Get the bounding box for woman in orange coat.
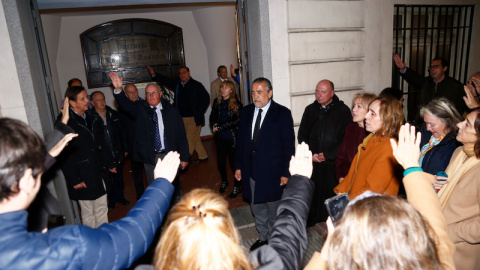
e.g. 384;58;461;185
334;96;404;199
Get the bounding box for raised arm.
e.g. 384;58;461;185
464;84;480;109
393;54;407;72
77;152;179;269
147;66;178;90
109;71;140;119
109;71;123;92
391;124;455;270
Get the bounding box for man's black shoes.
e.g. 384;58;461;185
228;187;241;199
118;198;130;206
194;157;208;164
219;182;228;193
108;201;116;210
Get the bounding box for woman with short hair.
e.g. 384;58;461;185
335;92;377;182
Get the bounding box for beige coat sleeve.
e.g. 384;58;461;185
447;179;480;244
404;171;456;270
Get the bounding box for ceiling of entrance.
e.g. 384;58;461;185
37;0;234;10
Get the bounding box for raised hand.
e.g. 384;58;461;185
463;85;480;109
230;64;236;76
154;151;180;183
390;123;421;170
289;142;313;179
61;97;70;124
147;65;155;76
109;71;123;90
48;133;78;157
393;54;406;72
472;76;480;92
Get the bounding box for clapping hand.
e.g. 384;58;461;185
390;123;421;170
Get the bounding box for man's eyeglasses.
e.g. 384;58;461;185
429;65;442;69
146;91;160;97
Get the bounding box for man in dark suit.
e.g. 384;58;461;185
147;65;210;163
235;77;295;251
109;72;190;203
118;83;146;199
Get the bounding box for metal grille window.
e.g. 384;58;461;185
391;5;474;122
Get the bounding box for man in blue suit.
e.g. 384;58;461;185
235;77;295;251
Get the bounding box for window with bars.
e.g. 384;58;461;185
391;5;474;122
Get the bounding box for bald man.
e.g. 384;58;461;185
298;80;352;226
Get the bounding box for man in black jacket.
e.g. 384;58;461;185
147;65;210;163
90;91;130;209
109;72;190;203
393;54;466;119
298;80;352;226
57;86;114;228
118;83;146;199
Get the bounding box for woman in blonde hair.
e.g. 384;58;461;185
335;92;377;181
153;188;250;270
209;80;243;199
153;143;315;270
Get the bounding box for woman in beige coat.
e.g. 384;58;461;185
435;109;480;270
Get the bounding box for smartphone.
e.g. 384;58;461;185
437;171;448;178
435;171;448;193
324;193;350;223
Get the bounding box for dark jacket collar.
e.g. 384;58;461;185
316;94;344;111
